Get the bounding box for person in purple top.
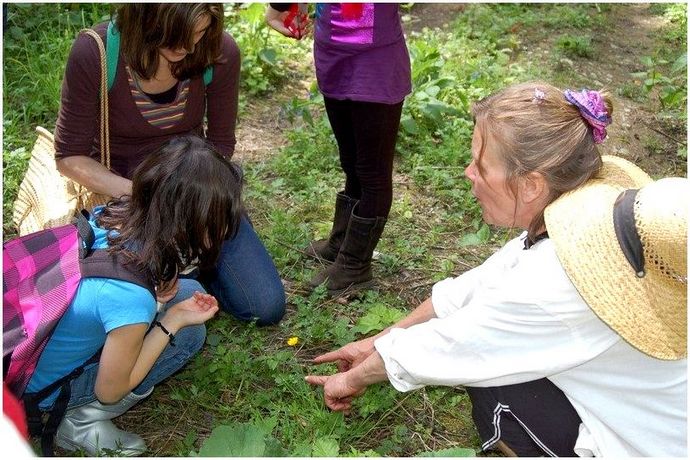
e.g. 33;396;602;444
267;3;412;296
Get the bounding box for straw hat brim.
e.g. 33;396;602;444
545;156;687;360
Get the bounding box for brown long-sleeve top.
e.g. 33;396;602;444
54;22;240;179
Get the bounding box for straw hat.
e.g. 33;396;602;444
545;156;688;360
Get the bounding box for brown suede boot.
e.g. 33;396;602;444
304;191;358;262
309;210;386;296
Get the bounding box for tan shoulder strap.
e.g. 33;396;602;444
79;29;110;170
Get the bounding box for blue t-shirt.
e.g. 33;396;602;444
26;209;156;407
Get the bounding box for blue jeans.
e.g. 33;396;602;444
201;216;285;326
56;279;208;410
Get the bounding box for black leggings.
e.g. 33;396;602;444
324;97;404;219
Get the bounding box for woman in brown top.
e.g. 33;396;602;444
55;3;286;326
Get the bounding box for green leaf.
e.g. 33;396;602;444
352;313;386;335
476;223;490;242
198;424;269;457
9;26;25;40
671;53;687;74
425;85;441;97
264;438;288;457
301;108;314;126
259;48;277;66
400;116;419;134
460;224;490;246
459;233;482;247
206;333;221;347
312;437;340;457
239;3;267;23
352;304;406;335
418;446;476;457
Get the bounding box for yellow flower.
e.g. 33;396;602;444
287;336;299;347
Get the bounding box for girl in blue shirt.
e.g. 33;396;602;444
27;136;242;456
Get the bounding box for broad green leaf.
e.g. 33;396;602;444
671;53;687;74
400;116;419;134
198;424;267;457
418;446;476;457
312;437;340;457
476;223;491;242
425;85;441;97
352;304;406;335
459;233;482;247
352;313;387;335
264;438;288;457
206;333;221;347
259;48;277;66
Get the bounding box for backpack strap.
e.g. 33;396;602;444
23;350;101;456
203;66;213;86
80;250;156;298
106;21;119;92
74;210;155;297
75;210;96;259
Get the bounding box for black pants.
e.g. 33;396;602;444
324;97;404;219
466;378;582;457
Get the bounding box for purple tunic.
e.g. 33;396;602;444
313;3;411;104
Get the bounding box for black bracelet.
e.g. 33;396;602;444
154;321;176;347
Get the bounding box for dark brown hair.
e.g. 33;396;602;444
471;81;611;239
98;136;243;289
115;3;224;81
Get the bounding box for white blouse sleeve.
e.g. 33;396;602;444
431;236;526;318
375;240;620;392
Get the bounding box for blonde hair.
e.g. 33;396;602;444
471;81;612;239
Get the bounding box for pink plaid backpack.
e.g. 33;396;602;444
3;210;154;455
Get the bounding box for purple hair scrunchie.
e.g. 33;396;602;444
564;89;612;144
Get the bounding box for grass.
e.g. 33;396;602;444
555;34;594;59
4;3;686;457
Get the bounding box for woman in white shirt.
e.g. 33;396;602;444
305;82;688;457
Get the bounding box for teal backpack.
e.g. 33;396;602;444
105;21;213;91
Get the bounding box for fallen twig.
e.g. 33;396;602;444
642;121;687;146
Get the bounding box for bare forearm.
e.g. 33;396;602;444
346;351;388;390
124;318;182;396
57;155;132;198
96;317;181;403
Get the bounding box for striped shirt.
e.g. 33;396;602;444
125;65;190;129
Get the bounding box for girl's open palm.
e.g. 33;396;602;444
169;291;219;326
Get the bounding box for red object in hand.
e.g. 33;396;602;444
283;4;309;39
283;4;301;38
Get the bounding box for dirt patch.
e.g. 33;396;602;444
234;61;314;163
529;4;685;177
600;5;686;177
404;3;467;34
